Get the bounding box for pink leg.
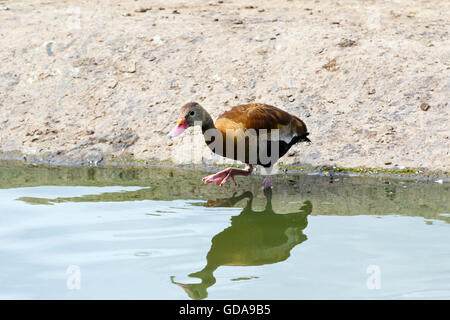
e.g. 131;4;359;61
202;164;253;186
263;175;272;188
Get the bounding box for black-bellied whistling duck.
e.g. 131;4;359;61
168;102;310;187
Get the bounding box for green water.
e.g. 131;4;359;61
0;162;449;299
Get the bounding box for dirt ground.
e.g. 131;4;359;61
0;0;449;172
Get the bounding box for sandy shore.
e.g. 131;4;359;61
0;0;449;172
1;160;448;218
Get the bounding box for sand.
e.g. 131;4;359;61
0;0;449;172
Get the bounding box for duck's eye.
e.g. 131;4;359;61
189;110;196;116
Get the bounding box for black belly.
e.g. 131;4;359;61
255;140;293;167
206;134;309;168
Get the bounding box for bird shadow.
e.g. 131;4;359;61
170;188;312;300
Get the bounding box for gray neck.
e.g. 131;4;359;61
201;112;215;133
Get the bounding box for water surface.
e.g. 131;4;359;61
0;163;449;299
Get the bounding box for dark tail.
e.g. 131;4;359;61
299;132;311;143
289;132;311;147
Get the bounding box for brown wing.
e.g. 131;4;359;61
215;103;308;142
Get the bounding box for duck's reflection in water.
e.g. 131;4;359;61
171;188;312;300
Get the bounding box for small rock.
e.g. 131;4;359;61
135;7;151;13
368;88;376;95
114;58;136;73
172;9;180;14
390;10;401;18
384;161;392;165
106;78;118;89
338;38;357;47
315;47;325;54
151;36;164;45
420;102;430;111
46;41;54;56
322;59;338;72
143;51;157;61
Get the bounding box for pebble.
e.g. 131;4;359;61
315;47;325;54
143;51;157;61
151;36;164;45
323;59;338;71
420;102;431;111
46;41;54;56
338;38;357;47
106;78;118;88
135;7;151;13
115;60;136;73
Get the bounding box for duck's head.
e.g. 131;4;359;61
167;102;207;138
